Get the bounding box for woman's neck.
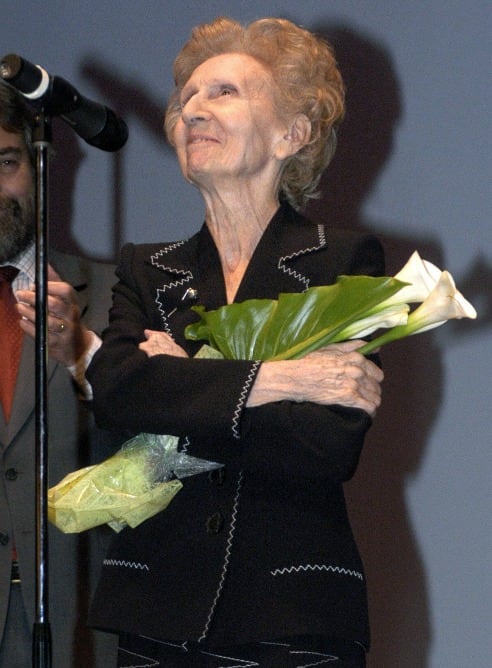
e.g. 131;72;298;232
203;190;279;302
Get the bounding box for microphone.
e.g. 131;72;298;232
0;53;128;152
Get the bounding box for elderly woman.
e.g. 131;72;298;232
87;16;384;668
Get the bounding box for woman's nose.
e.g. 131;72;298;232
181;96;210;125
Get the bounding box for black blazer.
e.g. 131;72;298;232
88;203;385;649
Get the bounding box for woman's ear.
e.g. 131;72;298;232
289;113;312;148
276;114;311;159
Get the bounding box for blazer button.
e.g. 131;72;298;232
0;532;10;546
206;512;224;535
5;468;18;481
208;467;226;485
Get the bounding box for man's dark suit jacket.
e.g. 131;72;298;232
88;203;385;650
0;251;118;667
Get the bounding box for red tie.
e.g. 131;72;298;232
0;266;24;422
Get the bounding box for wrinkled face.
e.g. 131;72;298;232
0;126;34;263
173;53;289;192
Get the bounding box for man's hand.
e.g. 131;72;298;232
15;265;93;367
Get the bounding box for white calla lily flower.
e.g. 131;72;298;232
404;269;477;335
380;251;443;308
359;264;477;354
342;304;410;339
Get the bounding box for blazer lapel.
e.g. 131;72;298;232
139;205;328;344
143;235;205;337
235;203;328;302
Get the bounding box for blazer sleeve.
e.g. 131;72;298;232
240;401;372;484
238;230;385;484
87;244;261;447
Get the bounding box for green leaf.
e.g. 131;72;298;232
185;275;407;360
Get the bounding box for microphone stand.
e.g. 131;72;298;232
32;110;52;668
0;57;128;666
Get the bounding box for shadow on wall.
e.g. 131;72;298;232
306;23;444;668
49;57;170;262
48;117;84;256
48;109;126;263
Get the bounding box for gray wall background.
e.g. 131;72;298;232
2;2;490;666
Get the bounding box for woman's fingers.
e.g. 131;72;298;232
139;329;188;358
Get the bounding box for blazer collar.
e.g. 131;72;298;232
251;202;328;294
145;202;327;296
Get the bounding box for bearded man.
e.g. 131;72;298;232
0;82;117;667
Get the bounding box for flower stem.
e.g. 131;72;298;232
357;325;411;355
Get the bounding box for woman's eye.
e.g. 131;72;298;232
179;89;195;109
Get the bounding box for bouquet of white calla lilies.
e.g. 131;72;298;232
186;251;477;359
358;253;477;354
48;251;477;534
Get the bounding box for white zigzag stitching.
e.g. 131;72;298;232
270;563;364;581
232;361;261;440
199;471;243;641
290;650;339;666
103;558;150;571
150;240;187;264
277;224;326;291
200;649;260;667
155;276;193;335
117;647;159;668
150;240;194;334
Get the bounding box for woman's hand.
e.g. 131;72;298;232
139;329;189;358
15;265;93;367
247;340;384;417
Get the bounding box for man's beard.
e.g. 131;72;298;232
0;195;35;264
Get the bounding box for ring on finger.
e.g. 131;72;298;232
57;319;65;333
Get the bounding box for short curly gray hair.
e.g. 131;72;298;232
164;17;345;210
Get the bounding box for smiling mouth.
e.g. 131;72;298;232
187;135;217;145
